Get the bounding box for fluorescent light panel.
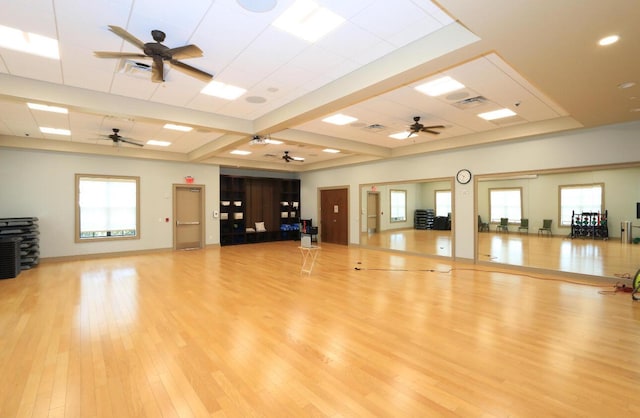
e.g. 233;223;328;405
322;114;357;125
478;108;517;120
598;35;619;46
231;150;251;155
292;156;305;161
323;148;340;153
415;76;465;97
40;127;70;136
163;123;192;132
273;0;345;42
27;102;68;114
0;24;59;59
201;81;247;100
389;132;416;140
146;140;171;146
265;138;283;145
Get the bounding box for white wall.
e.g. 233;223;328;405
0;149;220;258
300;121;640;261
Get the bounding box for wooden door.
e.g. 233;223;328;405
366;192;379;233
320;188;348;245
173;184;205;250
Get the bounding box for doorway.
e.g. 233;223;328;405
173;184;205;250
366;191;379;233
320;187;349;245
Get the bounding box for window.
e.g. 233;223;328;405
75;174;140;241
559;183;603;226
435;190;452;217
489;188;522;223
390;189;407;222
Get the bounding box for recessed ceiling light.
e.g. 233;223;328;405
236;0;277;13
0;24;59;59
323;148;340;153
146;140;171;147
415;76;465;97
478;108;517;121
27;102;68;114
273;0;345;42
201;81;247;100
322;114;358;125
389;132;417;140
265;138;283;145
231;150;251;155
292;156;305;161
618;81;636;89
39;127;70;136
598;35;619;46
163;123;193;132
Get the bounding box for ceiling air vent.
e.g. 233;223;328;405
453;95;488;110
364;123;386;132
119;59;152;78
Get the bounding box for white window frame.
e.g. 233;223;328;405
559;183;604;226
390;189;407;222
75;174;140;242
489;188;522;223
435;190;452;217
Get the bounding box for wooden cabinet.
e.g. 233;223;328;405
220;175;300;245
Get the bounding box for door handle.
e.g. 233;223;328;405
176;221;200;225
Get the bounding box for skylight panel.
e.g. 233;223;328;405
0;24;59;59
272;0;345;42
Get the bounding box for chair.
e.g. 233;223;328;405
496;217;509;233
478;215;489;232
538;219;552;236
300;219;318;242
518;218;529;234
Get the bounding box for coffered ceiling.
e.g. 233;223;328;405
0;0;638;172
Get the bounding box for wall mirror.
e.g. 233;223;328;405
476;164;640;279
359;178;453;258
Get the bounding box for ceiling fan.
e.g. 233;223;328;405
94;25;214;83
282;151;303;163
407;116;445;137
100;128;144;147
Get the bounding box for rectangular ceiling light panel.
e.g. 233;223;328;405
272;0;345;42
0;24;59;59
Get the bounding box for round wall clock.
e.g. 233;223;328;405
456;169;472;184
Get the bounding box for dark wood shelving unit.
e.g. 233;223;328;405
570;210;608;240
220;175;300;245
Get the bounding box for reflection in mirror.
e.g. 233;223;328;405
476;165;640;280
359;179;453;258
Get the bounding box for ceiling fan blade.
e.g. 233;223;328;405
120;138;144;147
151;56;164;83
94;51;147;59
421;125;445;135
170;59;214;82
422;129;441;135
108;25;145;50
168;44;204;60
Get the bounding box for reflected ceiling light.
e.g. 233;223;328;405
273;0;345;42
598;35;619;46
231;150;251;155
478;108;517;120
39;127;70;135
146;140;171;146
389;132;417;140
323;148;340;153
322;114;357;125
201;81;247;100
0;24;59;59
163;123;192;132
415;76;465;97
237;0;277;13
27;102;68;114
618;81;636;89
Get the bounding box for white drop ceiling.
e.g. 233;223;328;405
0;0;638;172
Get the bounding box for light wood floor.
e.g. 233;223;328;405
2;241;640;417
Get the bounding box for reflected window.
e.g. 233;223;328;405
390;189;407;222
435;190;451;217
75;174;140;241
559;183;603;226
489;188;522;222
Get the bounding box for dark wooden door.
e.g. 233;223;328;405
320;188;348;245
